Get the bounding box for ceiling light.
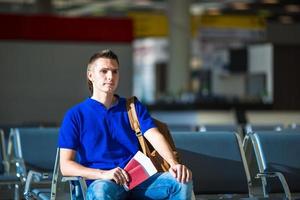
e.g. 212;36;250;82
262;0;278;4
190;4;205;15
206;7;221;16
285;4;300;13
230;2;249;10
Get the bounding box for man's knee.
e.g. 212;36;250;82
86;180;121;200
173;179;193;192
165;173;193;199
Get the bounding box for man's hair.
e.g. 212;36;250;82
87;49;119;94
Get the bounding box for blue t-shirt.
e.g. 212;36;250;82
59;96;156;172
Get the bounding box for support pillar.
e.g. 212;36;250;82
167;0;191;96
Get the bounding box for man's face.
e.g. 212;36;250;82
88;58;119;95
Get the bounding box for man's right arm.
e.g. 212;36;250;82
60;148;102;180
59;148;129;184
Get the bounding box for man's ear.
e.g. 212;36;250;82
87;70;93;82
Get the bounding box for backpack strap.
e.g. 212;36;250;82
126;96;151;155
126;96;141;135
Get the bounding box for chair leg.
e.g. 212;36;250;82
14;184;20;200
191;191;196;200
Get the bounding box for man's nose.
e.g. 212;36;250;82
106;71;113;79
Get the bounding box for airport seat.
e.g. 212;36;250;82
244;131;300;200
151;111;201;126
198;124;239;132
168;124;198;132
171;131;254;199
10;127;60;199
61;175;87;200
243;124;284;179
245;111;300;128
13;128;99;200
287;123;300;130
0;129;22;200
243;123;283;135
57;147;87;200
198;124;243;139
23;146;85;200
151;110;236;128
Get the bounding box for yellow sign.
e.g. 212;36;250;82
199;15;266;29
128;11;266;38
128;11;168;38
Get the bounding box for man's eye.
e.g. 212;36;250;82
101;70;107;74
113;70;119;74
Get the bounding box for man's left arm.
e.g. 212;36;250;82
144;127;192;183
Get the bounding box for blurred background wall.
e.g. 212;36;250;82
0;0;300;125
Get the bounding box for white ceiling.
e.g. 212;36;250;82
0;0;299;22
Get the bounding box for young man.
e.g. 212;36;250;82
59;49;193;200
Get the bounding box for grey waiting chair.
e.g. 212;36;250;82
23;146;85;200
11;126;90;200
171;131;254;199
61;175;87;200
59;147;87;200
287;123;300;130
0;129;22;200
168;124;198;132
244;123;284;135
198;124;239;132
198;124;243;139
244;131;300;200
10;127;60;200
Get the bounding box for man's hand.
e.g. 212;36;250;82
101;167;129;185
143;129;192;183
169;164;192;183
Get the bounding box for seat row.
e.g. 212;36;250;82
173;130;300;200
1;127;300;200
0;128;69;200
169;123;299;137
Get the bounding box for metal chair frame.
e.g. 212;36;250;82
245;131;300;200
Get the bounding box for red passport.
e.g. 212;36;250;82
123;151;157;190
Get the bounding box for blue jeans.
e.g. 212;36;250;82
86;172;193;200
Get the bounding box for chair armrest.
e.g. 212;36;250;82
62;176;87;200
61;176;82;182
256;172;292;200
14;158;27;183
24;170;52;199
62;176;87;192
